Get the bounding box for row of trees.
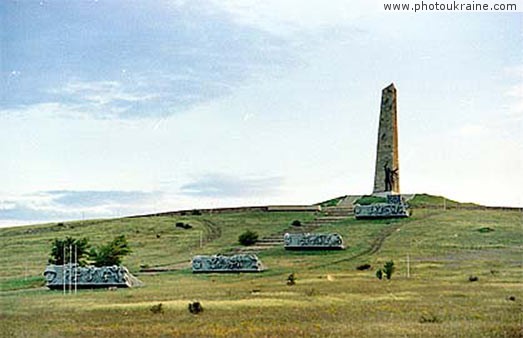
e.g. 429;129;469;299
49;235;131;267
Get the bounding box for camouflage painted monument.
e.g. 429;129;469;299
192;254;264;273
355;195;410;219
284;233;345;250
44;264;142;289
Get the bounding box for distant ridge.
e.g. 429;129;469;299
127;193;521;219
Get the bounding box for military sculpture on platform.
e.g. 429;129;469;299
192;254;264;273
43;264;142;289
284;233;345;250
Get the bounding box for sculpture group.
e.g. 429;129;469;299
44;264;140;289
44;83;410;283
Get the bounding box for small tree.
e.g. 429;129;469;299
49;237;90;266
90;235;132;267
375;260;395;280
383;260;395;280
238;230;258;246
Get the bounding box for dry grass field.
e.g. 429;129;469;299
1;196;522;337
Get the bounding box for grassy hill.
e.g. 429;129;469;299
1;195;521;337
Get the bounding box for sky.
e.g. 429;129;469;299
1;0;522;226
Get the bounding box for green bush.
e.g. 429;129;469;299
376;261;395;280
238;230;258;246
287;273;296;285
291;220;302;227
89;235;132;267
383;260;395;279
49;237;90;266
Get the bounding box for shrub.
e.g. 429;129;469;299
305;288;318;296
287;273;296;286
356;264;372;271
376;269;383;280
419;313;441;323
176;222;192;229
291;220;302;227
49;237;90;266
90;235;131;267
150;303;163;314
191;209;202;216
477;227;494;233
238;230;258;246
383;261;395;279
188;301;203;314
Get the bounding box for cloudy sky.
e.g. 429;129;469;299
1;0;522;226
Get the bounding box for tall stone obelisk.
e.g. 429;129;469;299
373;83;400;195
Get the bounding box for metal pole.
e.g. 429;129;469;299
74;244;77;294
69;244;72;294
407;254;410;278
63;244;66;295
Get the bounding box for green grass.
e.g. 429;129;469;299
409;193;480;208
317;196;346;207
1;196;522;337
354;195;387;205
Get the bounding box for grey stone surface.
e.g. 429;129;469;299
44;264;142;289
373;83;400;194
386;194;404;204
192;254;264;273
284;233;345;250
354;202;409;219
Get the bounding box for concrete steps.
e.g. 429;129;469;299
322;207;354;217
235;213;352;253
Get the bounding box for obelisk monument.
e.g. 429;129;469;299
373;83;400;195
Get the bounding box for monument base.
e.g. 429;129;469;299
354;203;409;219
192;254;264;273
284;233;345;250
44;265;142;289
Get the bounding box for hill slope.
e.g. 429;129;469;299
1;195;521;337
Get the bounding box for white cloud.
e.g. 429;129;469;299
0;102;88;119
0;190;160;225
211;0;381;34
58;80;160;105
458;124;488;137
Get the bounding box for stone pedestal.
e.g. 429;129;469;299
43;265;142;289
192;254;264;273
284;233;345;250
354;202;409;219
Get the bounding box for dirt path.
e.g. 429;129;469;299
312;210;441;269
139;219;222;272
201;219;221;244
